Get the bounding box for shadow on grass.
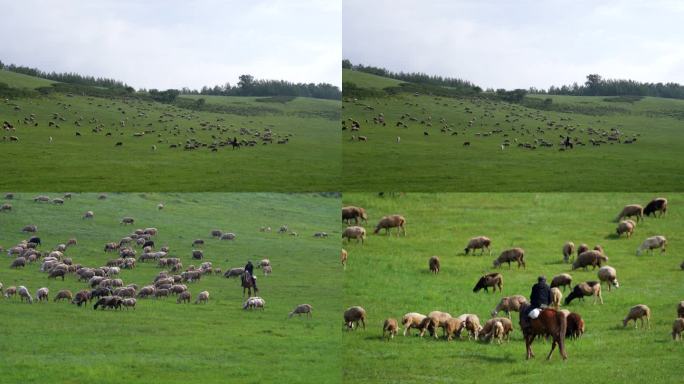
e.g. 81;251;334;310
467;353;517;363
604;233;621;240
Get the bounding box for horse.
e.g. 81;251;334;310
519;304;568;360
241;270;258;297
230;137;241;150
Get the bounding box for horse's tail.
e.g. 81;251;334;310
558;311;568;359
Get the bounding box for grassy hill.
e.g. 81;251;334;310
0;69;56;89
0;192;341;384
341;193;683;383
341;71;684;191
342;69;403;90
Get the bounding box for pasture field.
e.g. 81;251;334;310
341;193;683;383
0;193;342;384
0;70;340;192
342;69;684;191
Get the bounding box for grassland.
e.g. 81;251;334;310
0;70;340;192
0;69;56;89
342;69;684;191
341;193;683;383
0;192;342;384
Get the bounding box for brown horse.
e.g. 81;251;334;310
241;270;258;297
520;304;568;360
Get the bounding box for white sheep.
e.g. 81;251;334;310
636;236;667;256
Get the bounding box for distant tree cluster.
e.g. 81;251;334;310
189;74;341;100
1;60;133;91
547;74;684;99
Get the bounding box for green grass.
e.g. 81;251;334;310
0;193;342;384
341;193;683;383
0;69;56;89
0;74;340;192
342;69;403;90
341;71;684;191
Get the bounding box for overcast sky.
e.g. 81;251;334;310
344;0;684;90
1;0;341;89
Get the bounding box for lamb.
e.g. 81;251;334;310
289;304;313;318
177;291;191;304
383;318;399;340
551;287;562;309
491;295;527;318
636;236;667;256
36;287;49;302
54;289;73;302
243;296;265;310
493;247;525;269
480;317;514;342
341;249;348;269
18;286;33;303
419;311;452;339
120;217;135;225
83;210;94;219
401;312;427;336
342;226;366;244
373;215;406;236
572;250;608;270
464;236;491;255
472;272;503;293
564;281;603;305
562;241;575;263
623;304;651;329
615;204;643;222
122;298;137;310
672;318;684;340
598;266;619;291
344;306;367;330
550;273;573;291
616;220;636;238
195;291;209;304
429;256;440;274
342;206;368;224
644;197;667;218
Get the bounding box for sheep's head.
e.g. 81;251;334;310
492;259;500;268
612;279;620;288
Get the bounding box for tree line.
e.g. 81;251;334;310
543;74;684;100
0;60;133;91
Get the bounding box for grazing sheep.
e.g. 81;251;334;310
491;295;527;318
464;315;483;340
220;232;236;240
4;286;17;299
623;304;651;329
644;197;667;218
191;250;203;260
177;291;191;304
419;311;453;339
0;203;11;212
195;291;209;304
289;304;313;318
22;224;37;233
572;250;608;270
383;318;399;340
464;236;492;255
672;318;684;340
616;220;636;238
565;281;603;305
550;274;573;291
615;204;643;222
563;241;575;263
122;298;137;310
154;289;170;299
36;287;49;302
223;267;245;278
428;256;440;274
472;273;503;293
18;286;32;303
83;210;94;219
243;296;265;310
120;217;135;225
54;289;73;302
373;215;406;236
598;266;619;291
342;206;368;224
551;287;562;309
10;257;26;268
93;296;123;310
211;229;223;238
48;268;66;280
636;236;667;256
342;226;366;244
678;301;684;318
566;312;585;339
593;245;604;255
192;239;205;247
576;243;589;259
444;317;466;341
401;312;427;336
137;286;156;298
341;249;348;269
491;320;505;344
72;290;91;307
480;317;514;342
493;247;525;269
344;306;367;330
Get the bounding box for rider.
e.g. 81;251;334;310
521;276;552;330
244;260;257;290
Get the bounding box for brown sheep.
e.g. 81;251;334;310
177;291;191;304
572;250;608;270
444;317;466;341
373;215;406;236
565;281;603;305
344;306;367;330
341;249;348;269
480;317;514;342
623;304;651;329
551;287;562;309
342;226;366;244
615;204;643;222
491;295;527;318
429;256;440;274
342;206;368;224
464;236;491;255
576;243;589;258
464;315;483;340
493;248;525;269
4;286;17;299
289;304;313;318
419;311;452;339
550;273;573;291
616;220;636;238
566;312;585;339
491;320;505;344
10;257;26;268
120;217;135;225
678;301;684;318
473;273;503;293
562;241;575;263
54;289;73;302
672;318;684;340
402;312;427;336
383;318;399;340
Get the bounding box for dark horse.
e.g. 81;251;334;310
241;270;258;297
520;304;568;360
230;137;241;150
563;136;573;149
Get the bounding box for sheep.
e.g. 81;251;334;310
401;312;427;336
419;311;452;339
565;281;603;305
644;197;667;218
243;296;265;310
72;290;91;307
616;220;636;238
383;318;399;340
341;249;348;269
491;320;505;344
672;318;684;340
373;215;406;236
18;286;32;303
598;266;619;291
192;239;205;247
223;267;245;278
48;268;66;280
623;304;651;329
211;229;223;238
636;236;667;256
54;289;73;302
195;291;209;304
342;226;366;244
551;287;562;309
550;273;573;291
480;317;514;342
10;257;26;268
678;301;684;318
22;224;37;233
572;250;608;270
566;312;585;339
444;317;466;341
493;247;525;269
464;236;491;255
83;210;94;219
615;204;643;222
472;272;503;293
289;304;313;318
191;250;203;260
36;287;49;302
344;306;367;330
429;256;440;274
491;295;527;318
220;232;236;240
93;296;123;310
4;286;17;299
122;298;137;310
464;315;483;340
576;243;589;259
137;286;156;298
120;217;135;225
593;244;604;255
562;241;575;263
342;206;368;224
177;291;191;304
0;203;11;212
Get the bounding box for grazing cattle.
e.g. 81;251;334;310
342;206;368;224
473;273;503;293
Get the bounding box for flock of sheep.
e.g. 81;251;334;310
340;197;684;355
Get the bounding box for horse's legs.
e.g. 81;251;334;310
547;339;557;360
525;334;535;359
